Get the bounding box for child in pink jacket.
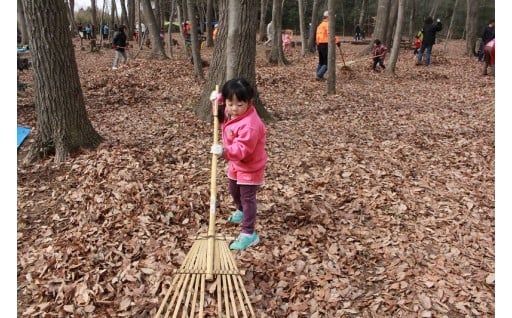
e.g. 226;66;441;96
210;78;268;250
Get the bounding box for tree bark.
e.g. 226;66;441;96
22;0;103;163
386;0;404;75
119;0;129;30
443;0;459;51
465;0;479;56
141;0;168;59
196;0;272;122
268;0;289;65
298;0;307;56
91;0;97;38
205;0;214;47
384;0;398;47
17;0;29;46
326;0;336;94
128;0;135;39
358;0;366;27
188;0;204;78
307;0;321;53
258;0;269;42
359;0;390;56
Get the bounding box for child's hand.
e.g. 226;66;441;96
209;91;219;102
210;144;223;156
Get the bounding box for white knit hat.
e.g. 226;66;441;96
323;10;329;17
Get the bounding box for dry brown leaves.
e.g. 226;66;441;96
17;37;494;317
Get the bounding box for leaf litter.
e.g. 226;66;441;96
17;38;494;317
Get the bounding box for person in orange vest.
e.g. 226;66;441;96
315;11;340;80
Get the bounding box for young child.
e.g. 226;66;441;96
210;78;268;250
413;35;421;55
282;31;292;53
371;39;387;71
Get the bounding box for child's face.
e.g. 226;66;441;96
226;96;250;119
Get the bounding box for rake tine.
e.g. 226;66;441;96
169;243;201;318
156;240;200;318
222;242;255;317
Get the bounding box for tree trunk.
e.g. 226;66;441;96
268;0;289;65
141;0;168;59
326;0;336;94
226;0;242;79
465;0;479;56
386;0;404;75
358;0;366;27
21;0;103;163
119;0;129;30
258;0;269;42
359;0;390;56
384;0;398;47
307;0;321;53
196;0;272;122
408;0;416;41
429;0;440;18
167;0;176;57
298;0;307;56
17;0;29;46
443;0;459;51
188;0;204;78
91;0;97;39
128;0;135;40
206;0;214;47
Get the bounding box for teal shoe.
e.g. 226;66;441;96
227;210;243;223
229;232;260;250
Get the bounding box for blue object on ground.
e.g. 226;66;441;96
17;126;31;148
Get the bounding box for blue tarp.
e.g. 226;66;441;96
17;126;31;148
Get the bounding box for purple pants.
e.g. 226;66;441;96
228;178;259;234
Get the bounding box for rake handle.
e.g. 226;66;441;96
206;85;220;281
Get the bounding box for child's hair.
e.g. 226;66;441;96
221;77;255;102
374;39;381;45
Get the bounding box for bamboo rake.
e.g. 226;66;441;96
154;86;255;318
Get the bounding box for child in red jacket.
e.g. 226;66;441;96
413;35;421;55
371;39;387;71
210;78;268;250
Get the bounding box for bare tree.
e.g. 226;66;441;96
384;0;398;47
359;0;390;56
258;0;270;42
386;0;405;75
195;0;272;122
298;0;307;56
429;0;440;18
91;0;97;38
465;0;479;56
21;0;103;163
141;0;168;59
119;0;129;29
128;0;135;40
358;0;366;27
188;0;204;78
326;0;336;94
443;0;459;51
17;0;29;46
268;0;289;65
205;0;214;47
306;0;322;53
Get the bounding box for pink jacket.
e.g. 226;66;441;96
221;106;267;185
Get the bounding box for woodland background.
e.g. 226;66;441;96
16;0;499;317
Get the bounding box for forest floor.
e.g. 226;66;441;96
17;35;495;317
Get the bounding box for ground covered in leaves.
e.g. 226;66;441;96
17;37;495;317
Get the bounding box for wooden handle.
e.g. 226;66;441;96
206;85;220;281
